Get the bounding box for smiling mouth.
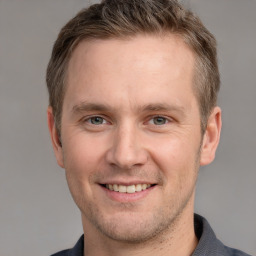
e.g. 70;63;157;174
101;184;155;193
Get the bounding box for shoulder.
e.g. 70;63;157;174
50;235;84;256
193;214;252;256
50;249;70;256
222;245;252;256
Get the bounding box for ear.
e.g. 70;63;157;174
200;106;222;166
47;106;64;168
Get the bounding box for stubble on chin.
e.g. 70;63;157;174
67;146;202;245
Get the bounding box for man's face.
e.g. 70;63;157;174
48;34;220;243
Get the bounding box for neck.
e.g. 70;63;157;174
82;199;198;256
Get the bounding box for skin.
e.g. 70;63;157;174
48;34;221;256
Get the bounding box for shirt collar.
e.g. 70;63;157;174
192;214;226;256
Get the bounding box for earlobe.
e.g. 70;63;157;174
47;106;64;168
200;107;222;166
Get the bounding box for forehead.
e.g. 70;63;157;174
64;34;196;112
68;34;194;78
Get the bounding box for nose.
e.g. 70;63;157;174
105;124;148;169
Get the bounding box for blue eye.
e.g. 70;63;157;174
150;116;168;125
89;116;105;125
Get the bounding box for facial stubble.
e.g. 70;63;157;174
65;142;202;246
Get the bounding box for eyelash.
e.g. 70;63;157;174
147;116;171;126
83;116;109;125
82;115;172;126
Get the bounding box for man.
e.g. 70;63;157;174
46;0;251;255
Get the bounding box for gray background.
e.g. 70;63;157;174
0;0;255;255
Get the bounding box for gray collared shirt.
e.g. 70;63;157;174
51;214;251;256
192;214;251;256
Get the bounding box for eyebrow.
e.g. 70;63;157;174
141;103;185;113
72;102;112;114
71;101;185;115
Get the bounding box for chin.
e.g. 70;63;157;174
84;209;178;244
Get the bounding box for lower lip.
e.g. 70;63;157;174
100;185;156;202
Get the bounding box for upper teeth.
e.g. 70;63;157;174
106;184;151;193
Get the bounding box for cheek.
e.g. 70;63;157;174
61;133;106;188
62;138;100;207
63;130;106;164
148;135;198;168
147;134;201;189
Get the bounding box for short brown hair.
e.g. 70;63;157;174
46;0;220;136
